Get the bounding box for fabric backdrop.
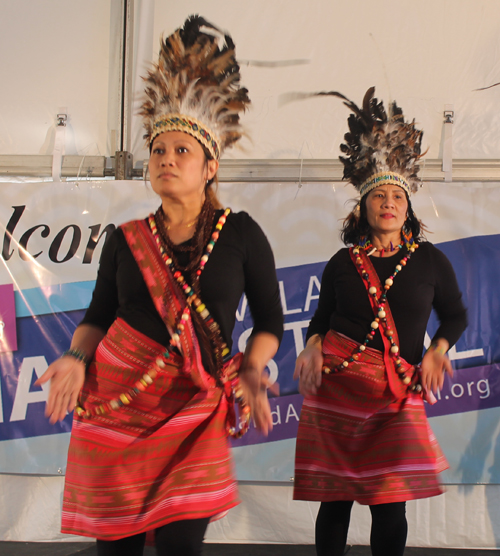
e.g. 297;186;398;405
0;180;498;485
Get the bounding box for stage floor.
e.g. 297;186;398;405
1;543;500;555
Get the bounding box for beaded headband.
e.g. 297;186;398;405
359;172;411;198
152;114;221;160
140;16;250;161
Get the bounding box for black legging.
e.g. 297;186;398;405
96;517;211;556
315;500;407;556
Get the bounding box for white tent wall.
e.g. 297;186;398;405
1;0;500;162
1;0;500;549
134;0;500;163
0;0;123;158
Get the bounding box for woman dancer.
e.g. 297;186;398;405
38;16;283;556
293;88;467;556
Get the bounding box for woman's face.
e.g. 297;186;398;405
365;184;408;236
148;131;218;203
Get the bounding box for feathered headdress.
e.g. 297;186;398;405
335;87;423;198
140;15;250;160
280;87;424;197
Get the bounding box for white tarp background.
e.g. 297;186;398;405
1;1;500;162
0;180;499;548
0;0;121;158
132;0;500;162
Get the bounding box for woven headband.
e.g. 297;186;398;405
359;172;411;198
152;114;221;160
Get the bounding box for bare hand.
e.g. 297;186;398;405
420;346;453;394
294;336;324;396
35;356;86;424
238;367;273;436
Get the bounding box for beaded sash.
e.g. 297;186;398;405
350;247;412;400
122;219;214;390
121;218;250;436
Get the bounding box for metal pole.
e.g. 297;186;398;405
116;0;133;179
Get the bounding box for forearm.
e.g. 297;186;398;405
68;324;107;361
241;331;279;373
428;337;449;355
306;333;324;349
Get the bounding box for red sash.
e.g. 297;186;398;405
121;219;247;428
121;219;216;391
349;247;410;400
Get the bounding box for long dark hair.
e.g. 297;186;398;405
340;191;426;246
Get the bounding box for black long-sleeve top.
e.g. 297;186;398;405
81;211;284;350
307;242;467;365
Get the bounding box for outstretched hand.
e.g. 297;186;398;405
35;357;86;424
294;335;324;397
420;340;453;394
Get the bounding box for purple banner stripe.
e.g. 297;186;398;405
425;364;500;418
231;394;303;447
232;363;499;447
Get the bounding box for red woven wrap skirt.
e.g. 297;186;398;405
294;330;448;505
61;318;238;540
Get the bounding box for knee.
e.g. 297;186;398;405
370;501;407;527
155;518;209;556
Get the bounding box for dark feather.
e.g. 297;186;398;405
336;87;423;193
140;15;250;151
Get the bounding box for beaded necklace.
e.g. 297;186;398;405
149;209;231;361
149;207;251;437
361;239;403;257
323;234;422;394
155;200;215;274
75;364;161;418
76;208;251;437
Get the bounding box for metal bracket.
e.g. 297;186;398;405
442;106;454;181
444;110;454;124
56;113;67;127
115;151;133;180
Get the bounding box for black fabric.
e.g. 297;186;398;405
154;517;210;556
82;210;283;350
370;502;408;556
95;518;210;556
307;242;467;364
315;501;407;556
315;500;353;556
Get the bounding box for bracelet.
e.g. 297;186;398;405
62;348;89;366
428;342;446;356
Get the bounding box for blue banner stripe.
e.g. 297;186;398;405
15;281;95;317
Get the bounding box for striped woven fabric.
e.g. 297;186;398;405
61;318;238;540
293;330;448;505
